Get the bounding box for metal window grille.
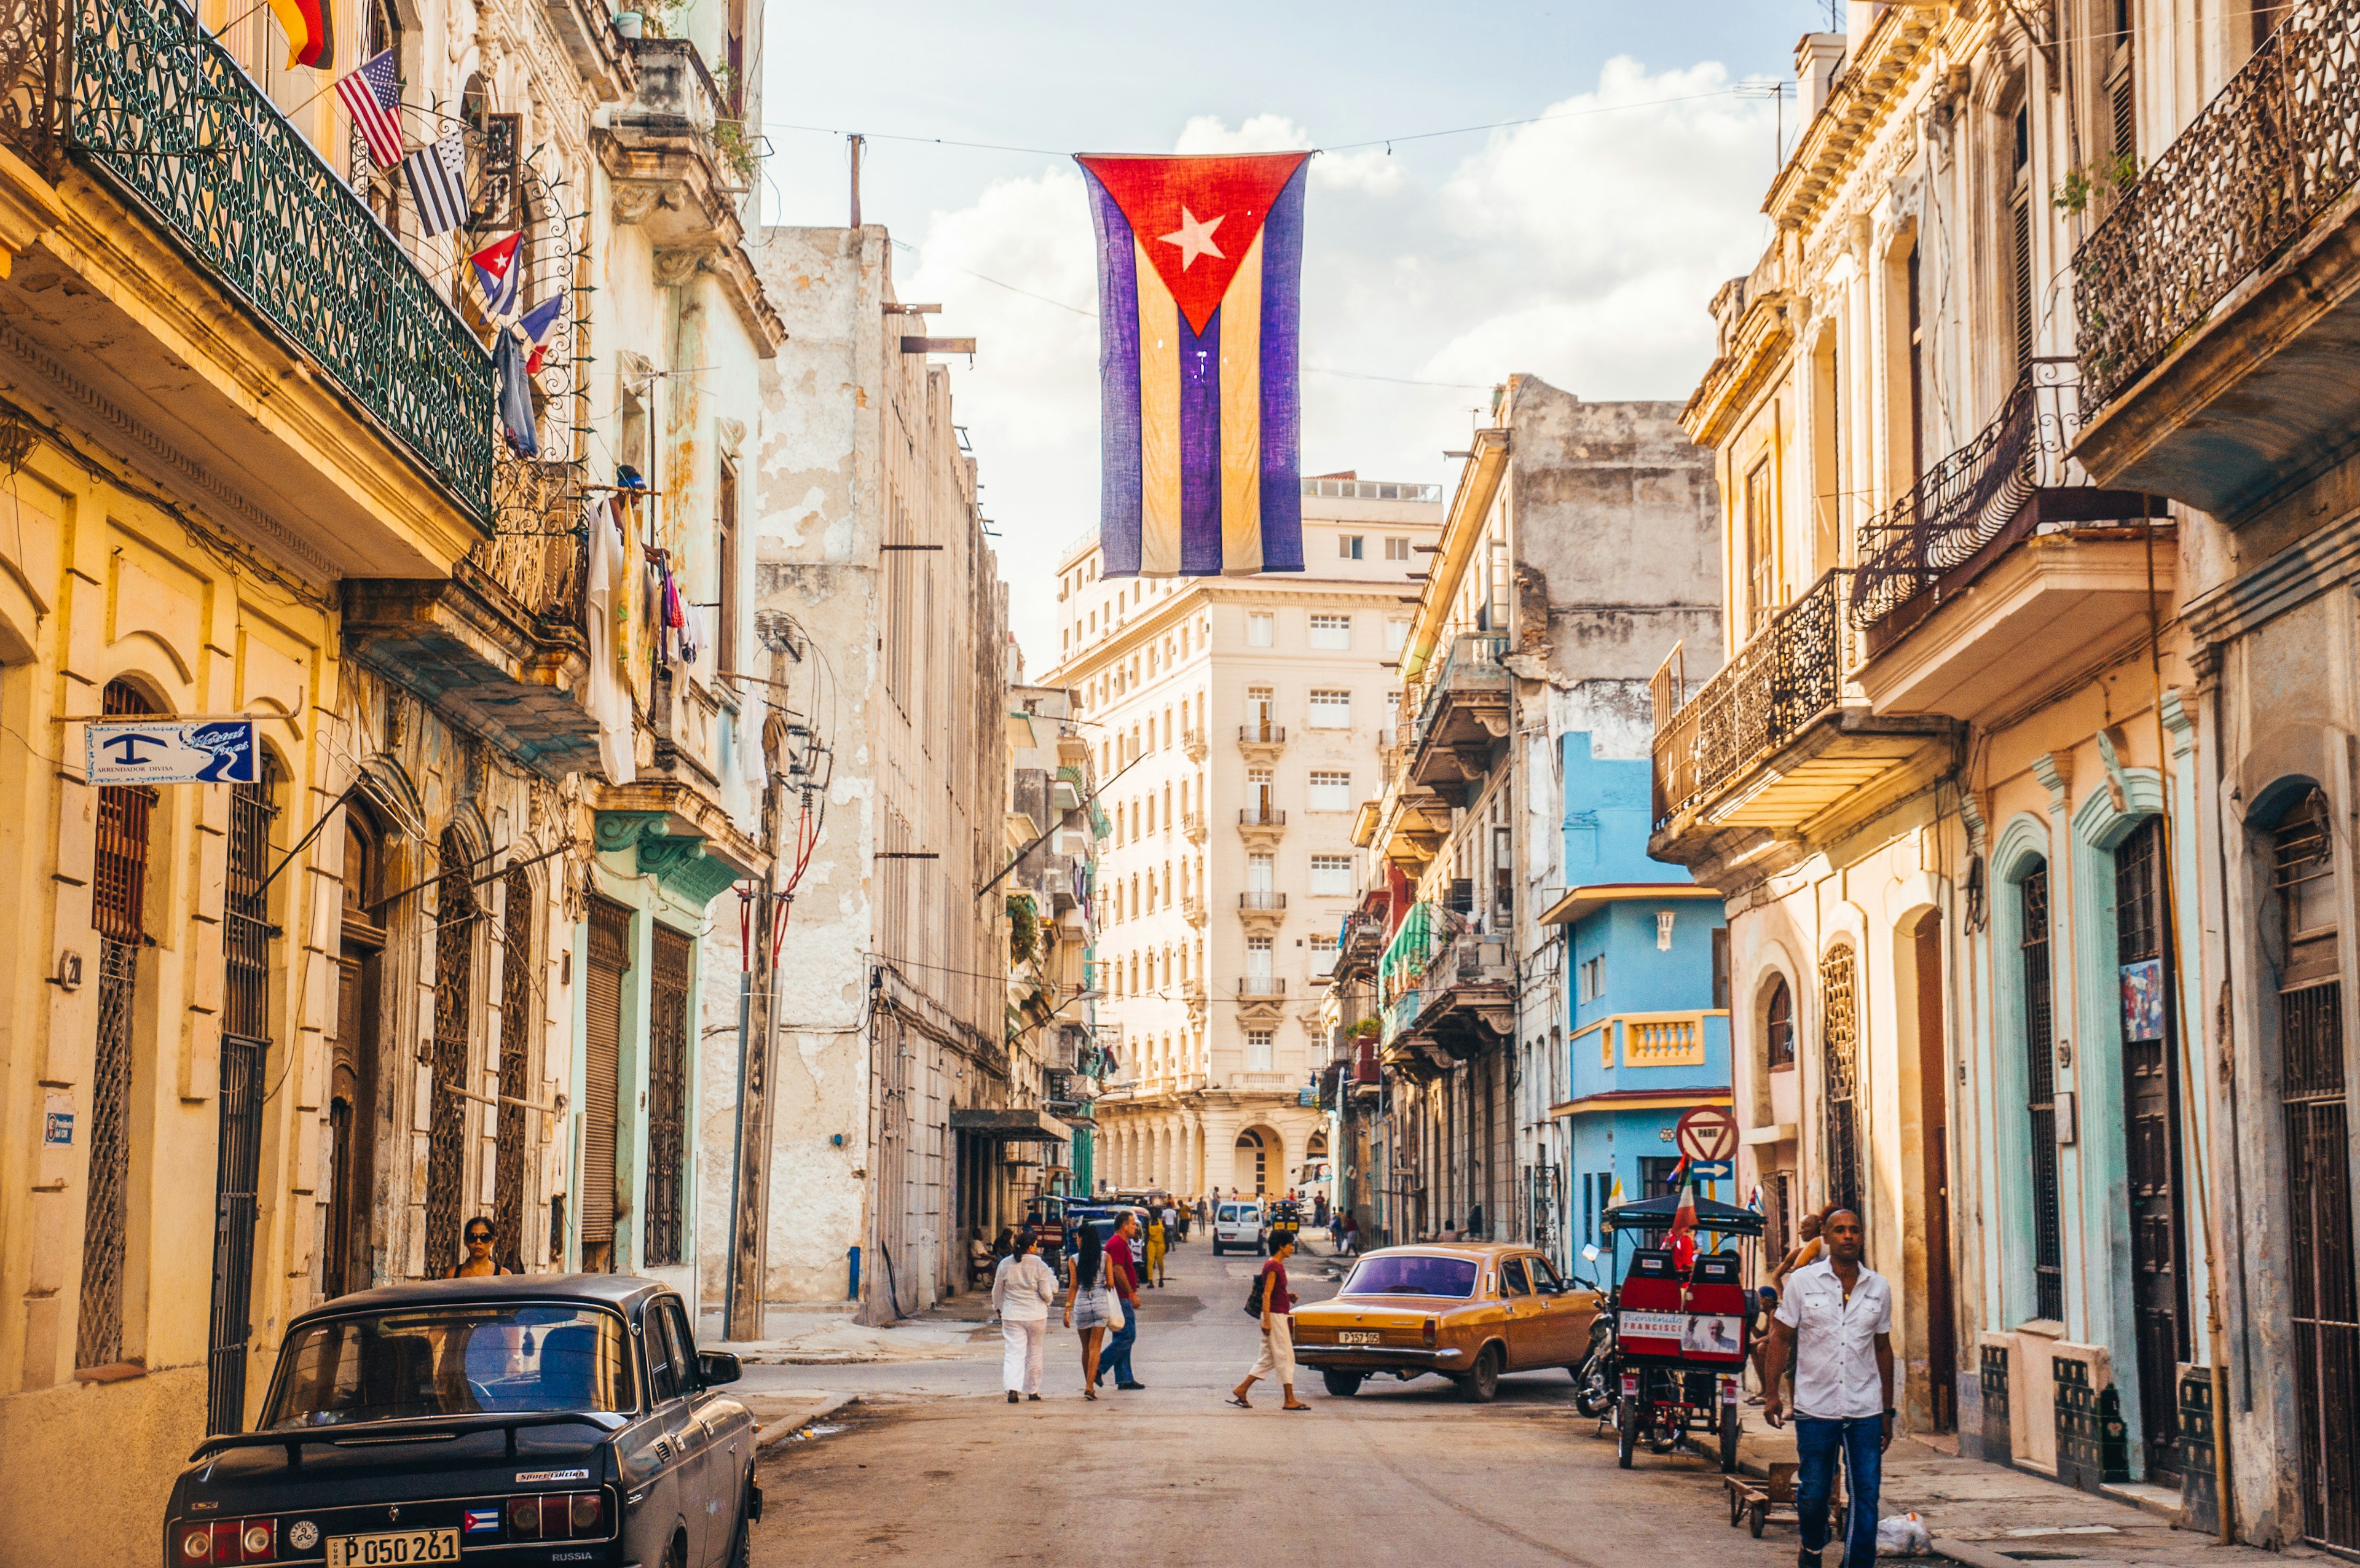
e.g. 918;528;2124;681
579;898;631;1262
644;925;690;1267
77;680;154;1370
424;829;476;1275
206;759;278;1433
1766;976;1795;1069
1819;945;1862;1220
2023;867;2066;1322
493;866;533;1274
2275;798;2360;1551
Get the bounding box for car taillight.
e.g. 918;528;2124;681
514;1492;605;1541
182;1522;275;1566
569;1492;604;1534
1421;1316;1437;1348
508;1497;543;1539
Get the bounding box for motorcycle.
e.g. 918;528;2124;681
1571;1242;1619;1419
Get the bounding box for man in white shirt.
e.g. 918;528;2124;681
1761;1208;1894;1568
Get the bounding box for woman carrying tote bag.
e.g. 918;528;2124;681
1063;1224;1119;1401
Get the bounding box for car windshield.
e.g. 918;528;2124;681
1342;1255;1481;1299
264;1304;635;1429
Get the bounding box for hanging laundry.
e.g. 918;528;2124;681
581;493;634;785
492;327;537;457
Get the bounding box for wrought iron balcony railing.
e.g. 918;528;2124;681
2075;0;2360;411
476;459;590;630
1851;375;2038;630
1239;891;1287;910
6;0;494;520
1238;722;1286;744
1237;976;1285;998
1238;806;1286;826
1651;569;1854;829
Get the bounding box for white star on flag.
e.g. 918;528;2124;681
1158;206;1225;270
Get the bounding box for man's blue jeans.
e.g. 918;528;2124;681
1101;1301;1138;1384
1794;1414;1882;1568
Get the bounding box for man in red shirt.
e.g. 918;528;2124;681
1229;1235;1311;1410
1099;1212;1146;1390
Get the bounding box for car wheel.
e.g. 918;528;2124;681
1461;1343;1502;1403
1321;1369;1364;1398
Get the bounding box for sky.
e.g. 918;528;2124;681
752;2;1843;675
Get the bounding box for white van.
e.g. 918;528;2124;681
1211;1201;1267;1256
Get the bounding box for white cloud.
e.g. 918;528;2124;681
900;56;1776;677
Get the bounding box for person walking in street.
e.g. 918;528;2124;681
1099;1212;1146;1389
1753;1206;1830;1405
1761;1208;1894;1568
1062;1224;1117;1401
1144;1208;1168;1288
1227;1233;1310;1411
1467;1201;1486;1241
1338;1212;1357;1256
1161;1199;1181;1248
992;1228;1059;1404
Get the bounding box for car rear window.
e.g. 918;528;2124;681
1341;1255;1480;1299
1219;1205;1243;1221
265;1304;635;1428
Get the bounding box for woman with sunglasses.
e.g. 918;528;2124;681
447;1217;514;1278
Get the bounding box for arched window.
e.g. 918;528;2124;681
425;828;477;1272
493;866;535;1272
78;680;157;1370
1764;976;1795;1069
1819;944;1862;1220
1235;1129;1267;1194
327;805;387;1298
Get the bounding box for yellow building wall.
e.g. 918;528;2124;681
0;441;340;1567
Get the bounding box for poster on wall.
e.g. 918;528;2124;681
2120;957;2165;1042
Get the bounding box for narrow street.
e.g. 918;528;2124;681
744;1236;1782;1567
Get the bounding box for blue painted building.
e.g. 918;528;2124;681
1540;732;1730;1264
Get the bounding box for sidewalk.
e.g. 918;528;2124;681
1725;1425;2294;1568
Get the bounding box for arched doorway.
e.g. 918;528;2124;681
327;803;387;1297
1233;1129;1265;1195
424;826;477;1274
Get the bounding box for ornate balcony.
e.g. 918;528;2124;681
1182;730;1209;762
1238;721;1286;761
1650;570;1952;863
343;459;601;778
1238;890;1286;930
1237;976;1287;998
2071;0;2360;517
0;0;494;539
1237;805;1285;847
1407;633;1511;805
595;37;784;350
1182;810;1208;845
1181;894;1208;928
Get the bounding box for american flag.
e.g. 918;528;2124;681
335;49;403;170
404;131;470;239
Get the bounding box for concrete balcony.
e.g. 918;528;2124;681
1238;721;1286;762
1237;976;1287;998
594;38;784;351
1650;570;1951;863
343;462;599;778
589;776;769;907
1377;792;1451;873
1182;730;1208;762
1386;935;1514;1063
1237;806;1286;847
2071;0;2360;518
1238;890;1286;930
1182;810;1208;845
1181;894;1208;928
1407;633;1511;806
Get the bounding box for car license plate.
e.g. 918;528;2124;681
325;1529;461;1566
1337;1330;1380;1345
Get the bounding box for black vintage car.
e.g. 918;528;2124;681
162;1275;760;1568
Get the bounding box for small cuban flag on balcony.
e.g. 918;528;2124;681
1075;152;1310;578
470;232;524;318
518;293;565;375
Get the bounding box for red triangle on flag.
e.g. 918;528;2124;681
1078;152;1310;334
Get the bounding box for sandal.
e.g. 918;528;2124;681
1225;1395;1252;1409
1282;1403;1312;1411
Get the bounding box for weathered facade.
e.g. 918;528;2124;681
747;225;1014;1325
0;0;777;1553
1360;378;1718;1256
1656;0;2360;1542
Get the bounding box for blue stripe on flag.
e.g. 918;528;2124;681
1084;169;1141;576
1256;160;1308;572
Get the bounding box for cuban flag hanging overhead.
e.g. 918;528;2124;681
1075;152;1310;578
470;232;524;318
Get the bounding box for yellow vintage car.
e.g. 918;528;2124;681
1290;1243;1601;1401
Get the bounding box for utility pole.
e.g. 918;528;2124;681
723;640;792;1342
848;133;864;230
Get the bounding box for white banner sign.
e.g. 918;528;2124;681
85;718;258;785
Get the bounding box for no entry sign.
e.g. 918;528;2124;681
1675;1105;1739;1164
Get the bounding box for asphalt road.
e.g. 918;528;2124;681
743;1234;1809;1568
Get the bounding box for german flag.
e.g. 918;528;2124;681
265;0;333;69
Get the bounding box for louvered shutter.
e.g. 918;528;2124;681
580;898;632;1249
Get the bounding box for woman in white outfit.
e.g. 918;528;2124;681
993;1228;1059;1403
